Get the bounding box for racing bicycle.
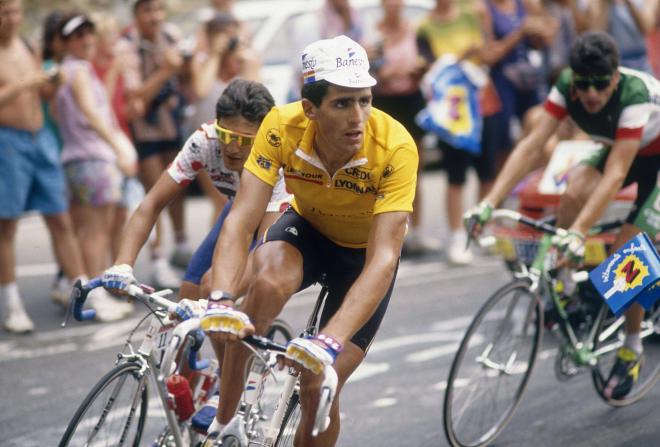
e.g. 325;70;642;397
443;209;660;447
57;279;293;447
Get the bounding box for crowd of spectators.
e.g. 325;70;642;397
1;0;659;333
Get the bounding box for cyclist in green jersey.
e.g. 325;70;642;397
465;31;660;400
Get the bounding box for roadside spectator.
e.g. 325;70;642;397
416;0;502;264
482;0;555;172
117;0;188;286
41;9;65;150
541;0;576;85
186;12;261;224
368;0;439;256
0;0;86;333
91;14;146;260
55;13;136;321
575;0;658;73
287;0;365;101
649;8;660;77
40;9;73;303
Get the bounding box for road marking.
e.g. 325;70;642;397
348;362;390;383
433;378;470;391
371;397;397;408
369;331;462;354
27;387;48;396
405;343;460;363
0;342;77;362
16;262;57;278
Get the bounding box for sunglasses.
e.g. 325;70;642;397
573;75;612;91
214;122;256;147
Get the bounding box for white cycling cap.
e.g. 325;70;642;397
301;35;377;89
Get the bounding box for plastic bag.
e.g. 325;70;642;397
416;56;486;154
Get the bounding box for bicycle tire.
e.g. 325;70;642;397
59;361;148;447
444;279;542;447
267;318;295;344
591;303;660;406
220;434;241;447
274;390;301;447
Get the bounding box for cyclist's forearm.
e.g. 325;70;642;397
485;137;544;207
209;220;253;297
322;253;398;346
115;204;161;266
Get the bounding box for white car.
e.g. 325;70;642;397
188;0;433;104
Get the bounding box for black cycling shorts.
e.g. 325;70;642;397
262;208;397;352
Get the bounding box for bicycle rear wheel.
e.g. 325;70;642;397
59;361;148;447
274;390;301;447
591;304;660;406
444;279;542;447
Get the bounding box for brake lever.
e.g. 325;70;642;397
60;281;81;328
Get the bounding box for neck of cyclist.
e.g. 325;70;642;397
313;136;357;177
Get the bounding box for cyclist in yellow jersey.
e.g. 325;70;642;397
200;35;418;445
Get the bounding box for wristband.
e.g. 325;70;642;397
209;290;235;302
315;333;343;356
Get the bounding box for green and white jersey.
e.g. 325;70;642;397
544;67;660;156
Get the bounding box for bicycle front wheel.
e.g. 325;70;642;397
59;361;148;447
591;304;660;406
274;390;301;447
444;279;542;447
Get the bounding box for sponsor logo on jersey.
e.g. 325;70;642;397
343;167;371;180
267;128;281;147
334;178;377;195
256;155;273;170
284;166;324;184
383;164;394;178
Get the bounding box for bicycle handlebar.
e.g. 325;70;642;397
490;209;567;237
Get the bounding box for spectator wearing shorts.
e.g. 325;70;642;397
55;13;137;321
0;0;86;333
91;14;147;260
416;0;502;264
117;0;188;287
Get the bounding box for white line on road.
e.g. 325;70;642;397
0;342;77;362
405;343;460;363
371;397;397;408
348;362;390;383
16;262;57;278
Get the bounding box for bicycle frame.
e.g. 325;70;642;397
219;282;336;447
63;281;210;447
487;210;644;371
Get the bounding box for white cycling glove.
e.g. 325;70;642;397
172;298;207;321
285;337;337;375
200;301;252;336
552;230;586;265
102;264;137;292
463;201;494;234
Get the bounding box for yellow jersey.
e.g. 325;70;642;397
244;101;418;248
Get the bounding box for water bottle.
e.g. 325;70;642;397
166;374;195;421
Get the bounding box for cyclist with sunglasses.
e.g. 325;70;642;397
102;79;290;305
465;31;660;401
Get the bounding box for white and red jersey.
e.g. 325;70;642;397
167;121;291;207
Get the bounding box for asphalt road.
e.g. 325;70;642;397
2;173;659;446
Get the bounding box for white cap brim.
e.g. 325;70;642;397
322;70;377;89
